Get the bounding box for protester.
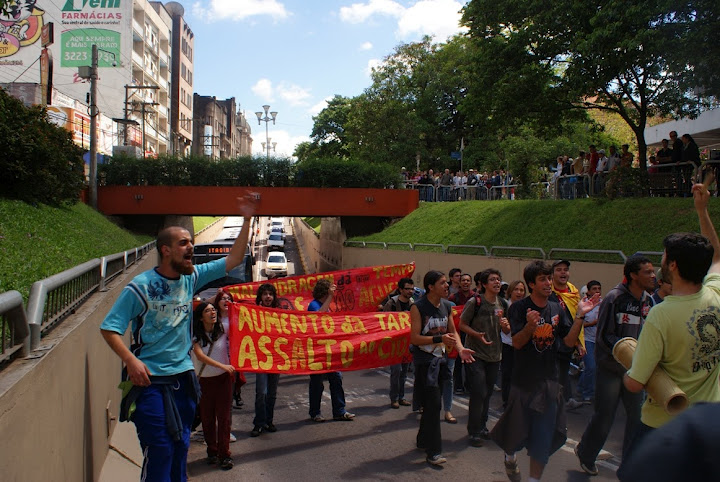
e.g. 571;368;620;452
575;257;655;476
410;270;474;465
250;284;282;437
192;302;235;470
500;280;526;409
459;269;510;447
622;183;720;472
308;279;356;422
382;277;415;409
575;280;601;405
100;202;254;481
491;261;598;482
549;259;586;410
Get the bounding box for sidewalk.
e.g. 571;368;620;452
98;421;142;481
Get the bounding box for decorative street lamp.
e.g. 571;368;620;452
255;104;278;161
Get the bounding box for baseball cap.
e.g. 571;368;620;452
598;149;605;154
551;259;571;269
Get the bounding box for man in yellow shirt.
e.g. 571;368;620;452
623;182;720;466
549;260;585;410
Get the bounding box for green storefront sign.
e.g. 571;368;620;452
60;29;121;67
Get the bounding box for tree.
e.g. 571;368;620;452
344;36;472;169
306;95;353;159
461;0;717;170
0;88;85;205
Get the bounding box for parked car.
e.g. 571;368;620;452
265;252;288;278
267;234;285;251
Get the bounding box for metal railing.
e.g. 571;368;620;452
24;241;156;354
0;291;30;364
344;240;667;265
548;248;627;264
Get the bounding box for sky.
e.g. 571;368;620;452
184;0;467;158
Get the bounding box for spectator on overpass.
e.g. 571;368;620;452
251;284;282;437
308;279;356;422
100;200;255;482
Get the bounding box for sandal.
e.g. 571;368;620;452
445;412;457;424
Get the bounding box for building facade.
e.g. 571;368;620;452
192;95;253;159
155;1;194;156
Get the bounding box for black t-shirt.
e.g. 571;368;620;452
508;297;572;390
412;296;452;359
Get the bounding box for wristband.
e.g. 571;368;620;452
432;335;443;344
576;315;585;320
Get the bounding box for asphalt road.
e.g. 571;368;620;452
188;217;627;481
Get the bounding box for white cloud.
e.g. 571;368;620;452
251;78;274;101
309;97;332;116
192;0;289;22
277;82;312;106
339;0;404;23
359;41;373;51
397;0;466;41
339;0;465;41
365;58;382;77
253;129;309;158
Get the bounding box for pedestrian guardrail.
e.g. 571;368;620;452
490;246;547;259
24;241;156;354
386;242;413;251
0;291;31;364
548;248;627;264
412;243;445;253
446;244;490;256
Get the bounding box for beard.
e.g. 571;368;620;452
171;257;194;275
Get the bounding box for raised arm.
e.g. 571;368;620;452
693;181;720;274
225;195;257;272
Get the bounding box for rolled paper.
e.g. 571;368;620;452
612;337;689;416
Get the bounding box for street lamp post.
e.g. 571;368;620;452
255;104;278;161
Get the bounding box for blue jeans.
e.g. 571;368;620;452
442;357;455;412
133;376;195;482
309;372;347;418
253;373;279;427
389;363;409;402
577;341;596;400
576;367;643;464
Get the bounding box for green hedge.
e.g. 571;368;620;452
99;154;399;189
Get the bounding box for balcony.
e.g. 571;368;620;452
132;49;143;68
132;18;143;41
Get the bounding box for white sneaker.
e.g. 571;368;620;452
229;433;237;443
566;398;584;410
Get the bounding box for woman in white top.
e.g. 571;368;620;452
500;280;526;409
193;301;235;470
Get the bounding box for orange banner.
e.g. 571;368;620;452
228;303;411;374
225;263;415;313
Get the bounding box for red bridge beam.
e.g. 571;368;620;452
97;186;419;217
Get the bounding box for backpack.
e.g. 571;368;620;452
471;293;508;320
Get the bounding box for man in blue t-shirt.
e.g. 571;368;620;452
101;209;254;481
308;278;356;422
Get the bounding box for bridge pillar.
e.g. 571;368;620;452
316;216;388;272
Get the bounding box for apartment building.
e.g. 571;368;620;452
193;95;254;159
129;0;172;157
155;1;195;156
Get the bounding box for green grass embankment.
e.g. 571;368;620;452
194;216;222;232
350;197;720;259
0;200;152;299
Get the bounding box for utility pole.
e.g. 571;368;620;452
89;45;98;209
